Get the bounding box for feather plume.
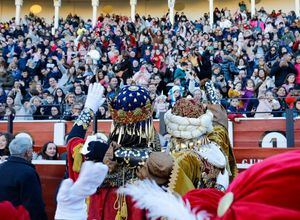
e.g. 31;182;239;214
118;180;210;220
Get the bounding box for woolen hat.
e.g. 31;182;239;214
138;152;174;185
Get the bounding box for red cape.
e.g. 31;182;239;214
183;150;300;220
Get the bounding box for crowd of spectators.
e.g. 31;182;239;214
0;131;62;161
0;1;300;122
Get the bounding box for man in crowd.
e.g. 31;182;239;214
0;137;47;220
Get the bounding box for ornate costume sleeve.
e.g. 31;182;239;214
168;151;202;196
67;107;94;142
66;107;94;181
67;138;85;181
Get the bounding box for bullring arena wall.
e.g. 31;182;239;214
0;0;296;22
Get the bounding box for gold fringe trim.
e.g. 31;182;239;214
167;160;179;193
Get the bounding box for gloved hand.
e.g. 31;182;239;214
216;168;229;190
84;83;105;114
55;161;108;220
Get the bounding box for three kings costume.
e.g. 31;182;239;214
66;85;161;220
66;83;237;220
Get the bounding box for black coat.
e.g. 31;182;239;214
0;156;47;220
270;62;297;87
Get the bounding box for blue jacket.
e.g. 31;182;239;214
0;156;47;220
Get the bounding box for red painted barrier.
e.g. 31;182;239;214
1;119;300;219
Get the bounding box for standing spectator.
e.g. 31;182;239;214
255;84;281;118
0;137;47;220
270;53;297;87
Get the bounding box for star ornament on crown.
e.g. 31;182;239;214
109;86;153;124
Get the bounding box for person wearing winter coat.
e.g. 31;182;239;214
0;70;14;92
254;81;281;118
270;54;297;87
0;137;47;220
221;55;239;82
174;62;188;87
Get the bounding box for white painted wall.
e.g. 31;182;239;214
0;0;295;23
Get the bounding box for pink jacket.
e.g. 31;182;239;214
250;20;265;32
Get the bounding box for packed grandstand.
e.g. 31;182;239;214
0;1;300;220
0;2;299;122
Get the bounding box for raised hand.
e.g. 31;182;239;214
84;83;105;114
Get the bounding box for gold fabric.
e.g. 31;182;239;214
72;144;83;173
168;151;221;196
168;151;201;196
207;125;237;180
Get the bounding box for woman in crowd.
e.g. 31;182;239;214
282;73;296;93
64;93;76;112
49;106;61;120
36;142;59;160
0;132;13;161
54;88;66;106
74;86;86;104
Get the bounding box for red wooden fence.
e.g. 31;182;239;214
1;118;300;219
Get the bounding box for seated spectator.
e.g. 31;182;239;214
227;98;245;121
276;86;288;112
294;98;300;117
168;85;183;107
0;102;5;120
36;142;59;160
0;132;13;162
74;85;86;104
48;77;59;94
242;79;255;110
30;96;45;120
3;107;16;121
174;62;188;87
64;93;76;112
63;103;83;121
282;73;296;92
49;106;61;120
53;88;66;105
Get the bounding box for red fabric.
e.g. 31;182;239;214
184;150;300;220
88;187;146;220
285;93;296;109
67;137;85;181
0;201;30;220
183;189;224;215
